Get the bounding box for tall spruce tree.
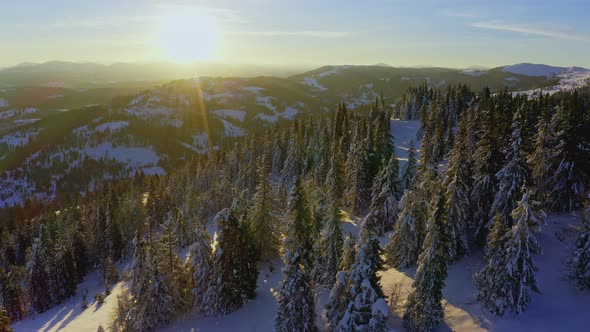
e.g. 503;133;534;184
475;189;543;315
384;189;426;268
489;108;528;227
312;203;343;290
363;154;402;235
26;225;52;313
338;229;387;331
275;195;316;332
568;196;590;290
401;140;418;190
187;224;213;311
403;187;450;332
443;114;472;260
203;208;258;316
250;155;279;261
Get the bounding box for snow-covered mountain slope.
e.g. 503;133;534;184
498;63;574;78
510;66;590;97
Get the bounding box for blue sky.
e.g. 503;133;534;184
1;0;589;68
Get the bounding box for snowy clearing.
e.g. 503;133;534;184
213;109;247;122
0;98;9;107
302;77;327;91
94;121;129;132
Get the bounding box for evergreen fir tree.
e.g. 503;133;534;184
567;197;590;290
283;177;313;270
401;140;417;190
384;189;425;268
275;239;316;332
312;203;343;290
203;208;258;316
363;154;402;235
489;108;528;227
51;241;77;304
403;188;450;332
339;233;356;272
187;224;212;311
250;155;279;261
443;114;472;260
338;229;386;331
475;189;543;315
527;110;552;203
26;225;52;313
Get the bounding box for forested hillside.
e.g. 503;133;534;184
2;82;590;331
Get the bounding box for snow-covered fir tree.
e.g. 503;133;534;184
275;200;316;332
403;187;450;332
26;225;52;313
340;232;356;272
443;113;472;260
203;208;258;316
362;154;402;235
282;125;301;185
401;139;417;190
283;176;313;270
527;109;552;203
470;105;501;243
325;145;345;205
312;203;343;290
337;229;387;331
548;104;586;211
250;155;279;261
187;224;213;311
50;241;77;304
346;123;372;215
568;196;590;290
489;107;528;227
475;189;544;315
384;189;426;268
128;235;174;331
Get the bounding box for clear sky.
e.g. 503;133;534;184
1;0;590;68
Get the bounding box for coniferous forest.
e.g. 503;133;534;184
1;84;590;332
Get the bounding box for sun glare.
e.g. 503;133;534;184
157;12;219;62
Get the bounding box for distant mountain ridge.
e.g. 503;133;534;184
494;63;590;78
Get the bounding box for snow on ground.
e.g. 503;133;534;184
0;98;9;107
390;119;421;165
0;109;16;119
47;94;64;99
213;109;247;122
162;260;283;332
12;273;125;332
461;69;487;77
84;143;160;168
94;121;129;132
0;131;38;147
282;106;299;120
302;77;328;91
317;65;351;78
14;118;41;124
256;105;300;123
256;96;277;112
140;166;166;176
240;86;266;93
24;107;38;114
511;67;590;97
221;119;246;137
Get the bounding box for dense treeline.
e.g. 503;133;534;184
1;84;589;331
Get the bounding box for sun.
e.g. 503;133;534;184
157;12;219;62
